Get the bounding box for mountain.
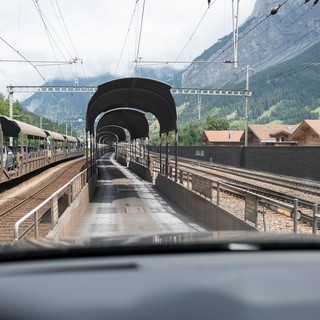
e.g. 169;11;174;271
22;74;114;123
22;67;180;123
22;0;320;128
176;41;320;126
174;0;320;127
181;0;320;88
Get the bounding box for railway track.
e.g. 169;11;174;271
0;158;86;242
148;152;320;229
221;181;318;226
173;157;320;199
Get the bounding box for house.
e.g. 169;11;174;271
247;124;298;146
289;120;320;146
201;130;244;146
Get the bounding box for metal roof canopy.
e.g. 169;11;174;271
44;130;65;141
98;132;118;143
0;116;46;138
97;133;122;143
96;126;127;143
96;109;149;140
86;77;177;135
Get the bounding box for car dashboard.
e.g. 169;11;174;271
0;246;320;320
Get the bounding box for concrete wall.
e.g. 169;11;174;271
117;155;128;167
155;174;256;231
47;173;97;240
46;184;90;240
128;161;152;182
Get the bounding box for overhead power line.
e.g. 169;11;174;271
53;0;80;58
132;0;146;76
169;0;216;72
115;0;140;75
32;0;66;82
182;0;295;86
225;1;319;88
0;35;46;83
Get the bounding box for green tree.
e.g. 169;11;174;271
179;122;202;146
229;120;246;130
0;93;23;117
204;117;229;130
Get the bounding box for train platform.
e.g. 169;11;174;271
69;154;208;238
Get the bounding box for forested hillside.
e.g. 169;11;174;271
175;41;320;129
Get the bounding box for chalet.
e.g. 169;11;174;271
289;120;320;146
201;130;244;146
247;124;298;146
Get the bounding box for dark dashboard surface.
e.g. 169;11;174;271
1;249;320;320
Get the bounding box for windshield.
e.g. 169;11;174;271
2;3;320;320
0;0;319;253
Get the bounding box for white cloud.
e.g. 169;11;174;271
0;0;256;96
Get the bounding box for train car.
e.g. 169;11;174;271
0;116;84;184
63;135;84;159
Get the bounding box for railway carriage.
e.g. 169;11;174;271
0;116;85;184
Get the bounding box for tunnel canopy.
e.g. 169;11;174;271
86;77;177;135
96;126;127;143
96;109;149;140
98;132;117;144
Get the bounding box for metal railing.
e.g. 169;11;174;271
151;162;320;234
14;169;87;241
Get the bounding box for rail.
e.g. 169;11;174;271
14;169;87;241
128;154;320;234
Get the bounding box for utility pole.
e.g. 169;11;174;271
243;65;254;146
232;0;240;68
198;95;202;124
8;87;13;146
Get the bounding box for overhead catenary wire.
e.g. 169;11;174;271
32;0;85;84
250;36;320;90
253;23;320;74
168;0;216;73
132;0;146;77
0;35;47;83
241;1;320;84
51;0;83;85
53;0;80;58
115;0;140;75
45;1;73;59
225;1;315;87
182;0;292;86
221;1;320;99
32;0;67;83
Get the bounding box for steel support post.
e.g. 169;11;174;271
174;129;178;182
8;89;13;146
147;137;150;168
313;204;318;234
165;132;169;177
159;134;162;174
293;199;298;234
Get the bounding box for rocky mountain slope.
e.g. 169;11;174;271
22;0;320;127
181;0;320;88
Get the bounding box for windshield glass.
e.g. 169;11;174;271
0;0;320;253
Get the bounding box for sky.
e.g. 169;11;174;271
0;0;256;97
